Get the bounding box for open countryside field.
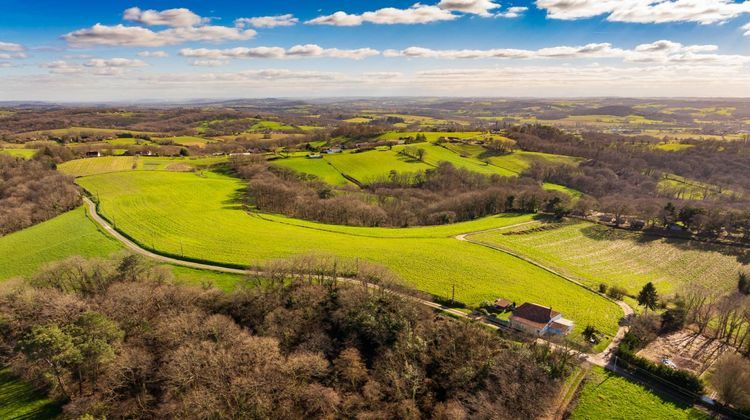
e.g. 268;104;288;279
58;155;228;177
570;366;707;419
76;170;622;338
271;157;351;186
0;207;121;280
470;220;746;295
324;149;433;183
0;368;61;419
0;148;36;158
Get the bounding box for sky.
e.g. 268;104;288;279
3;0;750;100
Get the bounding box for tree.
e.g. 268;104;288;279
21;324;82;399
710;353;750;409
637;282;659;311
739;272;749;295
416;148;426;161
582;325;600;344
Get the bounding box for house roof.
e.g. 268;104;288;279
511;303;559;324
549;319;574;331
494;298;512;307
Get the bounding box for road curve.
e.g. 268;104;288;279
84;197;628;366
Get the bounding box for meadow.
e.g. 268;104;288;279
271;157;352;185
76;170;622;338
0;368;62;419
469;220;746;295
0;148;36;158
570;367;707;419
58;155;227;177
0;207;121;280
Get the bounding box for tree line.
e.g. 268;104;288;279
0;253;572;418
0;155;80;235
233;157;568;227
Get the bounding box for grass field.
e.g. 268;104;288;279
470;220;746;295
0;207;122;280
157;136;212;147
325;149;433;183
0;148;36;158
0;368;62;419
378;131;482;141
76;170;622;339
16;126;154;138
58;156;228;177
571;366;707;419
271;157;352;185
654;143;695;152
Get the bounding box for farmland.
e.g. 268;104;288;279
0;368;61;419
271;157;352;186
76;170;622;338
0;148;35;158
469;220;746;295
570;367;707;419
58;155;227;177
0;207;121;280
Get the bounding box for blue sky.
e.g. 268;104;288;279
2;0;750;100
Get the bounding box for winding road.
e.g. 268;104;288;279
83;197;631;367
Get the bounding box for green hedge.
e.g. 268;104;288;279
617;344;704;395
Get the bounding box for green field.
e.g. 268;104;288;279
76;170;622;339
654;143;695;152
324;149;433;183
0;207;122;280
17;126;154;138
378;131;482;141
0;148;36;158
470;220;746;295
0;368;62;419
58;156;228;177
156;136;212;147
571;367;707;419
271;157;352;185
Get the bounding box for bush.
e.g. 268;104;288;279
606;286;627;300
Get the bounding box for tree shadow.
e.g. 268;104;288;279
221;187;248;211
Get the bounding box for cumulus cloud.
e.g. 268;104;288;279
386;40;750;65
180;44;380;60
536;0;750;24
307;4;458;26
0;52;27;59
123;7;207;27
0;41;24;52
138;50;168;58
497;6;528;18
235;14;299;28
40;60;83;74
84;58;147;68
64;23;256;47
437;0;501;16
190;59;228;67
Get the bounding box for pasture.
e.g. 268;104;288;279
469;220;746;295
324;149;433;183
0;368;61;419
76;170;622;339
378;131;481;141
570;366;706;420
0;148;35;158
271;157;352;185
58;156;227;177
0;207;121;280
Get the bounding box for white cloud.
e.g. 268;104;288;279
190;59;228;67
536;0;750;24
0;62;15;68
235;14;299;28
437;0;501;16
64;23;256;47
307;4;458;26
138;50;169;57
123;7;207;27
497;6;528;18
0;41;24;52
0;52;27;59
386;40;750;65
180;44;380;60
743;22;750;35
40;60;83;74
84;58;147;68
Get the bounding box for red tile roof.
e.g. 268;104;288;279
511;303;559;324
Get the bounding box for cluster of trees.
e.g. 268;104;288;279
0;155;80;235
514;125;750;241
0;254;568;418
234;157;568;227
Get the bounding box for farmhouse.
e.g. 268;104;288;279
85;151;102;158
307;153;323;159
509;303;573;336
494;298;514;311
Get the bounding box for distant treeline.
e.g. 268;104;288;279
511;125;750;242
0;155;80;235
233;157;567;227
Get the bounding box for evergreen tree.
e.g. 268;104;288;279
637;282;659;311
